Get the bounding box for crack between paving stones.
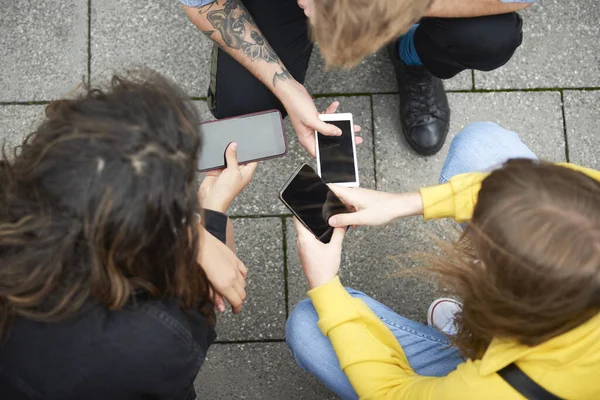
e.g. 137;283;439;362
215;339;285;345
369;95;378;189
0;101;51;106
87;0;91;86
2;88;600;108
281;216;290;318
229;214;292;219
559;90;570;162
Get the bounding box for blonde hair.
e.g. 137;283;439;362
312;0;432;68
427;160;600;359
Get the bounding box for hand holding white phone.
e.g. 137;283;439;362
315;113;360;187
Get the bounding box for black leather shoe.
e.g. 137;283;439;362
388;42;450;156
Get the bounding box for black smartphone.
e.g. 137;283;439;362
279;164;350;243
197;109;287;172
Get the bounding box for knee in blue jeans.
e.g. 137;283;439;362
286;299;359;399
440;122;536;183
285;299;321;364
450;122;515;154
285;291;366;355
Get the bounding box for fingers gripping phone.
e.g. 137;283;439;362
315;113;360;187
279;164;350;243
197;110;287;172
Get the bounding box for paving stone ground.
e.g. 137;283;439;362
1;1;599;399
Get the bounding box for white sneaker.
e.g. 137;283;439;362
427;298;462;336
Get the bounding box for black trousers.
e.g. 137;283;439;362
208;0;523;119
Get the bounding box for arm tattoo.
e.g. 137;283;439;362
194;2;216;14
241;31;278;62
205;0;280;64
273;69;292;87
201;30;214;39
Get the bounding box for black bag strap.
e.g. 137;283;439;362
497;363;563;400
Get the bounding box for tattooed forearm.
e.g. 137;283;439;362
241;31;278;62
273;69;292;87
205;0;280;64
195;2;216;14
201;30;214;39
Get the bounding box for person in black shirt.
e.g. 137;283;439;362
0;70;257;400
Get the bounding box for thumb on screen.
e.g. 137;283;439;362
224;142;239;168
329;211;366;227
315;120;342;137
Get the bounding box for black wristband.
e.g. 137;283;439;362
202;209;228;244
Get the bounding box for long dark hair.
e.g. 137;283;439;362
0;71;212;336
428;160;600;359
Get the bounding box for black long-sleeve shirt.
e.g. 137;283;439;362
0;210;228;400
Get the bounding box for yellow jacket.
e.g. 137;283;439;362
308;163;600;399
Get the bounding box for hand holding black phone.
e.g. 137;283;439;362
279;164;350;243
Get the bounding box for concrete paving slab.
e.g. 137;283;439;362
215;218;285;341
475;0;600;89
1;1;594;399
91;0;211;98
0;105;46;154
373;91;565;193
193;99;214;121
0;1;88;101
205;96;376;216
196;342;338;399
286;217;457;322
564;91;600;169
306;47;472;94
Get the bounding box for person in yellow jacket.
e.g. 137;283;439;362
285;122;600;400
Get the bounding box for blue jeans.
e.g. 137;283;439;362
285;123;537;400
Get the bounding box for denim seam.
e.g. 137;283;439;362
378;315;451;345
142;305;193;344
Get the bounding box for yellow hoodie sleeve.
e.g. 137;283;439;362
308;277;515;399
308;277;439;399
419;173;487;222
418;163;600;223
308;278;550;399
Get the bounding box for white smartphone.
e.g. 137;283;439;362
315;113;360;187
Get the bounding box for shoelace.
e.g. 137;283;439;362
406;70;437;125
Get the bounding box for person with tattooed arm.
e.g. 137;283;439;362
184;0;535;158
181;0;362;156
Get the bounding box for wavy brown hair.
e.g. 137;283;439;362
311;0;433;68
0;71;212;337
428;160;600;360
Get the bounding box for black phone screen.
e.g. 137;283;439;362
317;120;356;183
281;164;349;243
197;111;286;171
